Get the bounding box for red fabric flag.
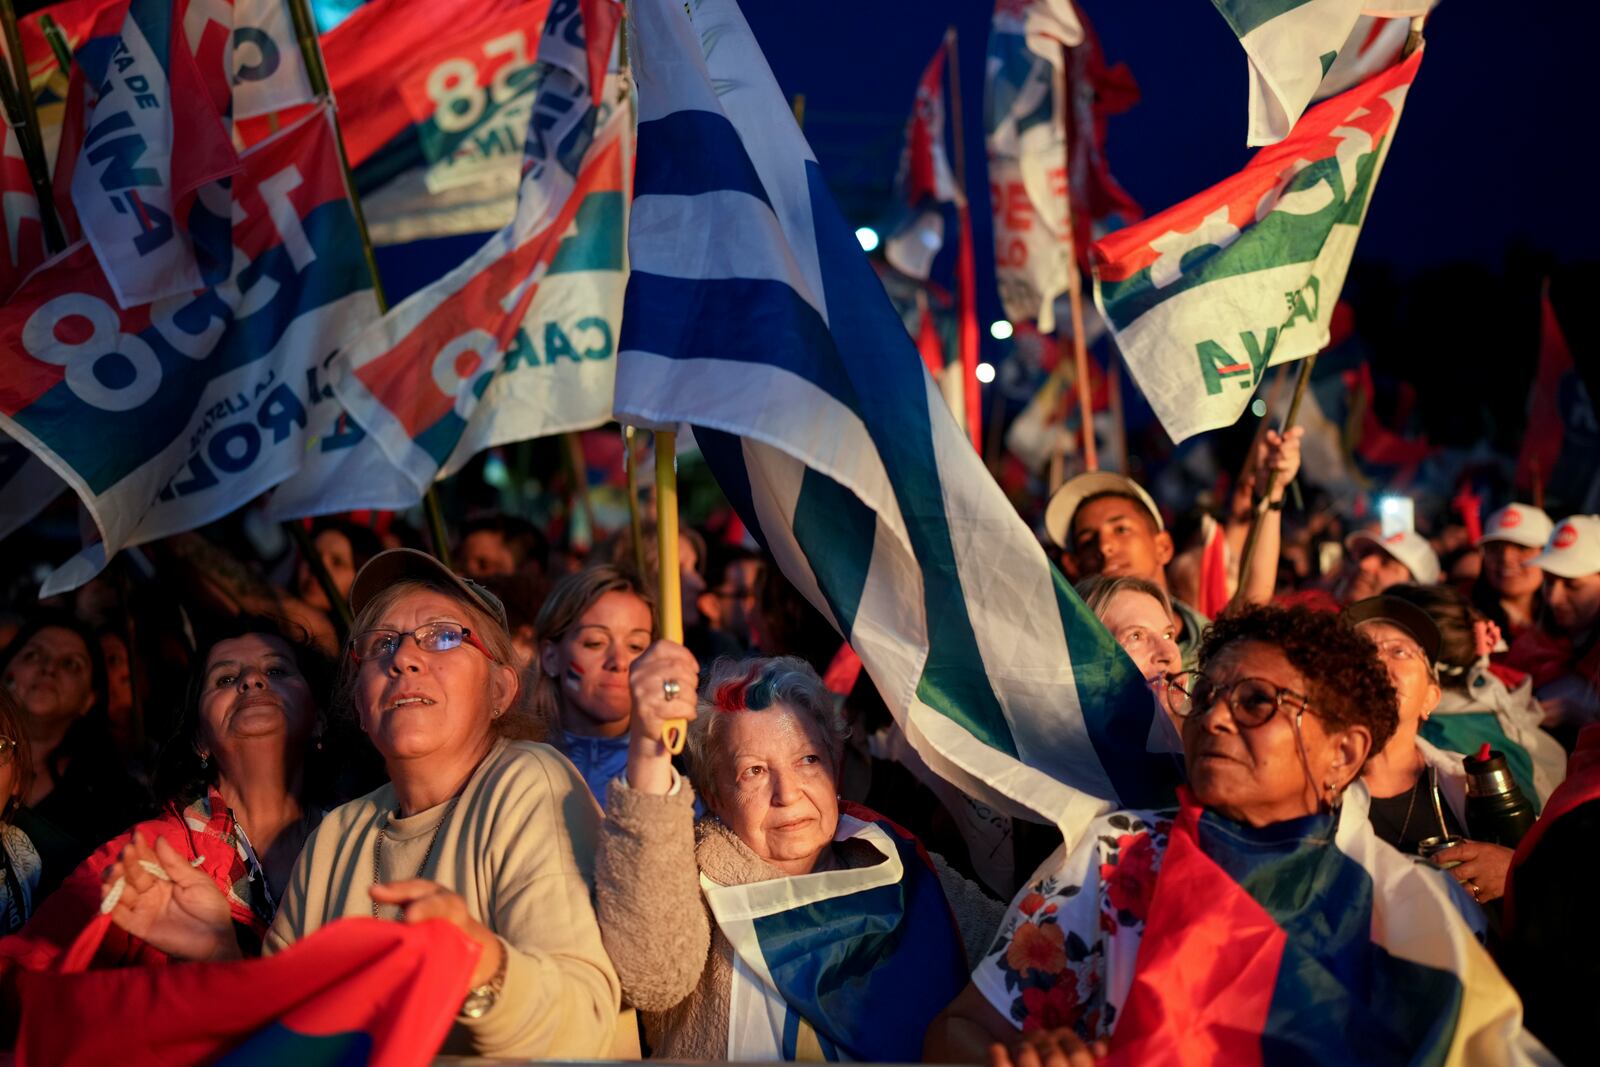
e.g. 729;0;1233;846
16;916;479;1066
1515;287;1575;500
1196;514;1230;620
957;201;982;452
1061;1;1141;270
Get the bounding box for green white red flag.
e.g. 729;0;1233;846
1092;49;1420;445
1212;0;1427;146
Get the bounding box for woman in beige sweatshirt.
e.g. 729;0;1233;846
598;647;1003;1061
101;549;626;1060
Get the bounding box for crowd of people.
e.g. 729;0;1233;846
0;431;1594;1064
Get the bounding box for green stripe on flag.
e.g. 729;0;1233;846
1211;0;1320;39
791;466;876;638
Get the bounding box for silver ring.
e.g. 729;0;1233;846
663;679;681;702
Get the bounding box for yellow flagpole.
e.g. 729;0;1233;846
655;430;686;753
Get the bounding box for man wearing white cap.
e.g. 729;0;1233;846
1044;429;1300;664
1524;516;1600;734
1341;527;1441;604
1473;504;1554;637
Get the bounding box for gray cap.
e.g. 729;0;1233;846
348;548;509;632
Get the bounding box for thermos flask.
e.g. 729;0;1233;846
1463;743;1536;847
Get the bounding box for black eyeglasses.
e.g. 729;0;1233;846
1165;672;1313;727
348;622;491;663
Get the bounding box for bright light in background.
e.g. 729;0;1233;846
989;319;1014;340
855;226;880;252
975;362;996;384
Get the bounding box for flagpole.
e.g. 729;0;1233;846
656;429;687;754
285;519;355;633
285;0;455;567
624;426;646;578
1235;352;1317;587
1058;46;1096;472
38;14;69;75
945;26;982;453
563;431;597;548
0;0;66;252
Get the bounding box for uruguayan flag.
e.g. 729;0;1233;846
615;0;1180;843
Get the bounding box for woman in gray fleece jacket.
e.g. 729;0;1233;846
596;647;1004;1061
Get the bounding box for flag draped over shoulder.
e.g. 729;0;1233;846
615;0;1180;839
68;0;241;306
983;0;1080;333
1092;49;1420;445
330;0;625;500
1103;787;1553;1066
16;916;478;1066
0;106;378;595
703;805;968;1062
1211;0;1427;146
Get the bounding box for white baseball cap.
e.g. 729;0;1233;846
1531;516;1600;579
1045;471;1164;548
1481;504;1554;549
1345;529;1441;585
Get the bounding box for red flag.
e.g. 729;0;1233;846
1516;287;1577;500
1;113;45;300
1061;1;1141;270
17;916;479;1066
1196;514;1230;620
957;201;982;452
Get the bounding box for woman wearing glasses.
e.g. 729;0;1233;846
928;605;1533;1066
99;549;625;1059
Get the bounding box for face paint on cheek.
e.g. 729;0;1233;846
564;664;585;689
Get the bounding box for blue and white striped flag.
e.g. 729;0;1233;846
615;0;1180;840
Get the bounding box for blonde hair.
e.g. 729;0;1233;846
339;578;542;741
1075;574;1173;621
530;565;656;736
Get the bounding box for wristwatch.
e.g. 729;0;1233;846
461;942;508;1020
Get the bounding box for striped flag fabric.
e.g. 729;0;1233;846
67;0;241;306
1315;10;1422;99
1;108;46;301
1102;787;1554;1066
615;0;1181;839
330;0;625;500
308;0;553;246
1092;48;1420;445
1212;0;1427;146
0;106;379;595
983;0;1081;333
702;804;968;1061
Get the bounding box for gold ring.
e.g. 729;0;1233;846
663;679;681;702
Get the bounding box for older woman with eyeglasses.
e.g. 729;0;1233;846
1345;594;1515;905
928;605;1541;1067
99;549;627;1060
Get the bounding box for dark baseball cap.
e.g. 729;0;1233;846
348;548;510;632
1342;595;1442;663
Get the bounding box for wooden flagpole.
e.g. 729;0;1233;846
944;26;982;452
0;0;65;252
285;0;454;567
1059;46;1096;473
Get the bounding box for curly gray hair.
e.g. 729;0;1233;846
685;655;850;806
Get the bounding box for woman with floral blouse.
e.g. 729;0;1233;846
926;605;1539;1067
